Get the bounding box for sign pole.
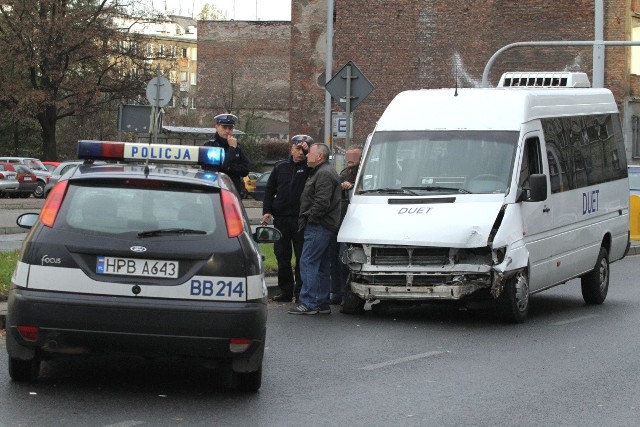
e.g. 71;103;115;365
344;64;352;150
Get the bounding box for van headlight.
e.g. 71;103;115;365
341;246;367;272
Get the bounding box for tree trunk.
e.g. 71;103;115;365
38;105;58;161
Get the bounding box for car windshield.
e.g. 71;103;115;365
23;159;48;172
57;183;221;235
357;130;518;195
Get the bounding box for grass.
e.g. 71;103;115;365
0;249;19;300
0;245;277;300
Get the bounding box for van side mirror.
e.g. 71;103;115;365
526;174;547;202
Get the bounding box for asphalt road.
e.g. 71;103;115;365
1;255;639;426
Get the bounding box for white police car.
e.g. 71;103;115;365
6;140;280;392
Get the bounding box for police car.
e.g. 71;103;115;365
6;140;280;392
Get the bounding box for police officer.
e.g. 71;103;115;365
261;135;312;302
204;113;250;195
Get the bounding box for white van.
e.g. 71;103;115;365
337;72;630;322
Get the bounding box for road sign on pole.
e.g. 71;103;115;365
325;61;374;149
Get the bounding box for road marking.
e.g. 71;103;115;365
551;314;599;326
359;350;446;371
104;422;145;427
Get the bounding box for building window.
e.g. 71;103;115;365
180;71;188;82
181;47;188;58
190;72;197;86
191;47;197;61
169;70;177;84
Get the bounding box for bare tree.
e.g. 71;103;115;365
0;0;154;160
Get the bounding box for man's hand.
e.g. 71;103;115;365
341;181;354;190
260;213;273;225
227;135;238;148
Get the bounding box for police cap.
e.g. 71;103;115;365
214;114;238;126
291;134;314;145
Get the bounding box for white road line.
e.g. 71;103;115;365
104;421;145;427
552;314;600;326
359;350;446;371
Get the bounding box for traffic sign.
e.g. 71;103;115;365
325;61;374;111
146;76;173;107
332;112;353;138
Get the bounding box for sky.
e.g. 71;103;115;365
151;0;291;21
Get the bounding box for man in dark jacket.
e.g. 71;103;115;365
288;143;341;315
261;135;312;302
203;113;250;195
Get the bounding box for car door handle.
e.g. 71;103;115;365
543;206;550;213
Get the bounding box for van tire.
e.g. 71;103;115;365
8;357;40;382
233;367;262;392
341;277;365;315
581;247;609;305
497;270;529;323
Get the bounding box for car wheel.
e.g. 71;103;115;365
233;367;262;392
581;247;609;305
33;182;45;199
340;275;365;315
8;357;40;382
497;270;529;323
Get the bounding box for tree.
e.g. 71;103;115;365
0;0;153;160
197;3;226;20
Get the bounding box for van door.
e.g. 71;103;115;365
518;132;554;292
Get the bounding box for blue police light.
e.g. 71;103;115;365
77;140;225;167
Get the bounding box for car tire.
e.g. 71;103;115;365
33;182;45;199
233;367;262;392
581;247;609;305
497;270;529;323
8;357;40;382
340;275;365;315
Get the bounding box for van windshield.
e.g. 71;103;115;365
357;130;519;195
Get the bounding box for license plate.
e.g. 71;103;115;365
96;256;179;278
23;177;32;181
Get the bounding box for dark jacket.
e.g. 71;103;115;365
203;133;250;194
339;165;358;221
299;160;341;233
263;157;310;217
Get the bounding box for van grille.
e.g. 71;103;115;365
371;247;449;266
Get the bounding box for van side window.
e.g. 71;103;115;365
519;137;542;189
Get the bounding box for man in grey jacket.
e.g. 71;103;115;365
288;143;341;315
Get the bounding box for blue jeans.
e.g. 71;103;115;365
299;223;335;310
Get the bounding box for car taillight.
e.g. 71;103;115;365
17;325;40;342
40;180;68;227
229;338;252;353
220;189;244;237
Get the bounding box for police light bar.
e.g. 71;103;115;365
77;140;225;167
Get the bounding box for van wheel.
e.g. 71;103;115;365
8;357;40;382
33;182;45;199
233;367;262;392
497;270;529;323
341;277;365;315
581;247;609;305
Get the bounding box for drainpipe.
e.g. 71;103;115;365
593;0;604;88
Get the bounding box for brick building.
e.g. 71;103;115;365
197;21;290;136
291;0;640;160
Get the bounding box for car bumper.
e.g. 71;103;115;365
7;288;267;364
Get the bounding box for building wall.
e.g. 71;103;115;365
197;21;290;133
291;0;629;150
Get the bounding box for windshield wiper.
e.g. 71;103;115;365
358;187;419;196
137;228;207;237
402;186;472;194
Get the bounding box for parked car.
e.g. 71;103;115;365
0;157;52;198
42;161;60;173
250;171;271;202
0;163;37;198
0;163;19;197
44;160;106;198
7;140;281;392
629;165;640;195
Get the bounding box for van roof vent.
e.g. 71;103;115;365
498;72;591;88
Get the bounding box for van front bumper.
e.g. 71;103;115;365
349;276;492;301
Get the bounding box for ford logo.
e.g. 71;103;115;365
130;246;147;253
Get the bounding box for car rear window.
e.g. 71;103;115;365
57;183;220;235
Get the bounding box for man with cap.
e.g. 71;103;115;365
204;113;250;195
261;135;313;302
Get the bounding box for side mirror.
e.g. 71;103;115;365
254;226;282;243
526;174;548;202
17;212;39;229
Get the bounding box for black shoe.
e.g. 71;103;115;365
330;296;343;305
272;293;293;302
288;304;318;315
318;304;331;314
